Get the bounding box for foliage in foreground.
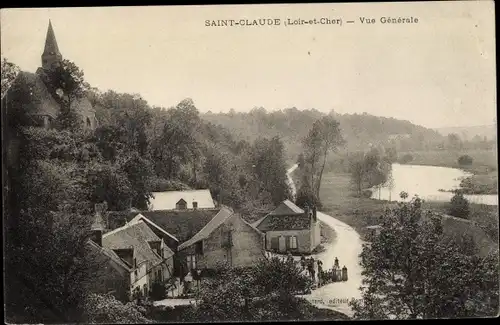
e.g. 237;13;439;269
182;257;323;321
84;293;152;323
350;196;499;319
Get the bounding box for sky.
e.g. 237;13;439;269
1;2;496;129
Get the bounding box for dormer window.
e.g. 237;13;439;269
176;199;187;210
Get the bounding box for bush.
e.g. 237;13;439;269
458;155;473;166
448;192;470;219
83;293;152;323
295;185;322;209
399;154;414;164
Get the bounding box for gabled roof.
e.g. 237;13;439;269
102;221;163;265
149;189;215;210
107;208;221;243
87;239;132;272
129;213;179;242
268;199;304;216
256;200;311;232
178;206;234;250
256;214;311;231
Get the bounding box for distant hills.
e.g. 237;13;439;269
433;125;497;141
201;108;445;160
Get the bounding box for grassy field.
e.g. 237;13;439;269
316;171;499;255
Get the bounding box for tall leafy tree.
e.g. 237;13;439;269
44;59;90;131
302;116;345;198
350;195;499;319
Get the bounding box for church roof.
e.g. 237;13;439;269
6;71;60;118
43;20;61;57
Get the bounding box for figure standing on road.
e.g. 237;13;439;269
334;257;339;269
342;265;348;282
317;259;323;286
300;254;306;270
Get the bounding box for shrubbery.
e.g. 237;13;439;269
399;153;414;164
458;155;473;166
448;191;470;219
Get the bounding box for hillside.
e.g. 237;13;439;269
434;124;497;141
201;108;445;161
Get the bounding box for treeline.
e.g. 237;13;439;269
3;58;291;322
202;107;446;161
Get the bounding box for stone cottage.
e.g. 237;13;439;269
254;200;321;254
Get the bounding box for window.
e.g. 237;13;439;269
289;236;298;249
192;201;198;209
270;237;279;250
221;230;232;248
176;199;187;210
186;255;197;271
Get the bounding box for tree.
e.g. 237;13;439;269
350;197;499;319
448;192;470;219
302;116;345;198
458;155;473;166
1;57;20;98
191;257;314;321
447;133;462;151
349;152;368;196
384;146;398;163
45;59;90;131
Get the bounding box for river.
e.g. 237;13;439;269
371;163;498;206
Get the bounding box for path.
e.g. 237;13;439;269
287;164;364;317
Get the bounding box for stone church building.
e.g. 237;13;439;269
3;20;97;130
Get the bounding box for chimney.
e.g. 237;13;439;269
91;202;107;246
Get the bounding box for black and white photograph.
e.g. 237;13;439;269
1;2;498;323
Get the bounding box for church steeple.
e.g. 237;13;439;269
41;20;63;70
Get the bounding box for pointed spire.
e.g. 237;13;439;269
41;20;62;70
43;20;61;56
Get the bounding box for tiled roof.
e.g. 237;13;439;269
102;221;162;266
256;200;311;231
178;207;234;250
107;208;221;243
87;239;131;271
256;214;311;231
149;189;215;210
268;199;304;216
129;213;179;242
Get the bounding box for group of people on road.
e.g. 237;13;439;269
285;252;348;287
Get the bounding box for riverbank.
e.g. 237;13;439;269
398;149;498;194
318;171;498;254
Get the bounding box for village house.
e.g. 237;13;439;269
87;207;132;302
106;205;265;277
91;206;175;300
253;200;321;254
148;189;216;211
176;206;265;271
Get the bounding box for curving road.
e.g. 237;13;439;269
287;165;363;317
